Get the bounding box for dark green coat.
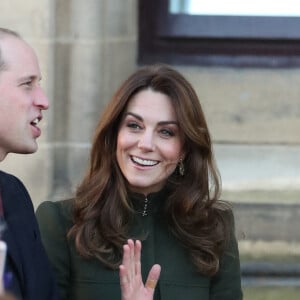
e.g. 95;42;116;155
36;190;242;300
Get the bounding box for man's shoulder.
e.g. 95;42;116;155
0;169;18;181
0;170;26;189
0;170;33;215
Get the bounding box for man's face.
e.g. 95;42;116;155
0;36;49;161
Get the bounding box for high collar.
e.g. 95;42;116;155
129;186;170;216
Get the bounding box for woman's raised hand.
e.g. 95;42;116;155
119;239;161;300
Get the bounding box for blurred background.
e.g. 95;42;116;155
1;0;300;298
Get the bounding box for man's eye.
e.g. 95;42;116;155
22;81;32;87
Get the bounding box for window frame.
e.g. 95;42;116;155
138;0;300;67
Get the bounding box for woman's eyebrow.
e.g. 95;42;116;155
124;112;143;121
158;121;179;126
124;112;179;126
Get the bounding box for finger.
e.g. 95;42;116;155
145;264;161;290
134;240;141;276
121;244;130;270
119;264;128;287
120;244;131;288
127;239;135;279
121;239;135;285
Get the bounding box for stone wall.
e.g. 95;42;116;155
1;1;299;247
179;67;300;205
0;0;137;205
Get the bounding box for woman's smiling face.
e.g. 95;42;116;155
116;89;184;195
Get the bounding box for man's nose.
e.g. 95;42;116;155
34;87;49;110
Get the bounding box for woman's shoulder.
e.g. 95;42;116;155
213;200;234;218
37;198;74;212
36;198;75;226
211;200;236;237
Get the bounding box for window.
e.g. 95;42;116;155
138;0;300;67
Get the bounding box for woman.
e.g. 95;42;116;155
36;64;242;300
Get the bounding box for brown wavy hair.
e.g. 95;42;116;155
69;64;232;276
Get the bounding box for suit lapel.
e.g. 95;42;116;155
0;180;25;291
2;227;24;284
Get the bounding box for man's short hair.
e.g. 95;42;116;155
0;28;21;72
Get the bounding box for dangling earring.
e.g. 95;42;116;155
179;158;185;176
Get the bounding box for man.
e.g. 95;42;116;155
0;28;57;299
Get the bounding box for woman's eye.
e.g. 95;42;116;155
127;122;141;130
160;128;174;137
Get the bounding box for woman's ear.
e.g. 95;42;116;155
178;156;185;176
179;151;186;161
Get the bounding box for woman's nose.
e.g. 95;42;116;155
138;131;155;151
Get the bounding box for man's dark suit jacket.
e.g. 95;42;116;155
0;170;58;300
